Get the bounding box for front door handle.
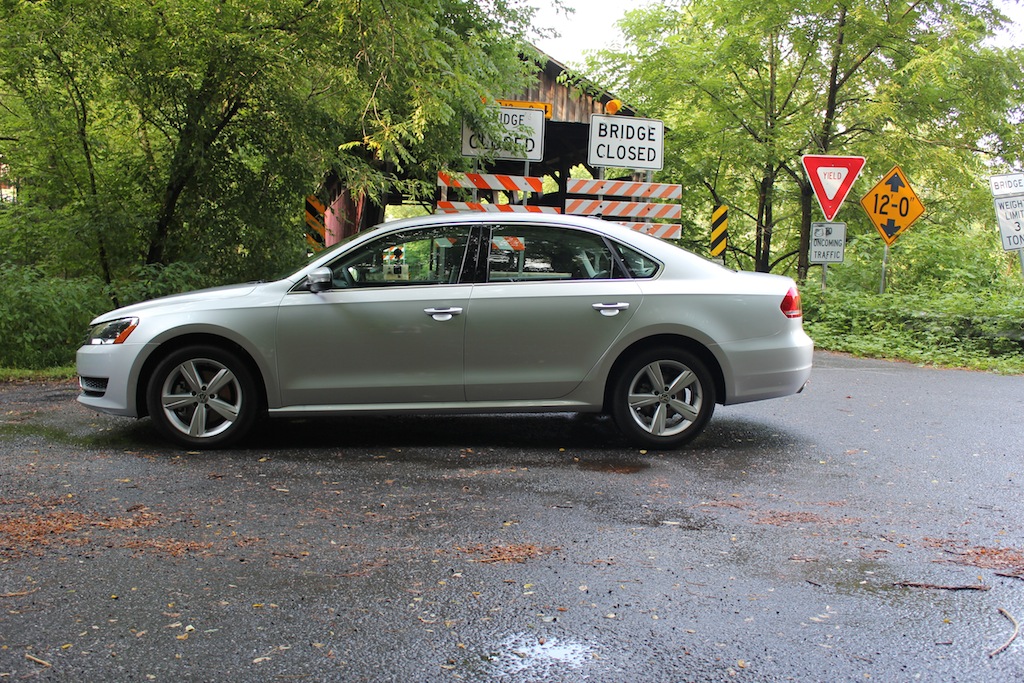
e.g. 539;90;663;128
592;302;630;317
424;307;464;321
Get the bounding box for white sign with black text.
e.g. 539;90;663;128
587;115;664;171
991;173;1024;251
809;222;846;264
461;107;545;162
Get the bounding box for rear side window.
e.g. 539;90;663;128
613;241;660;278
486;224;622;282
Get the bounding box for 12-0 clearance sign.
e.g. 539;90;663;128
859;166;925;246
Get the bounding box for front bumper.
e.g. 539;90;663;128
76;342;149;417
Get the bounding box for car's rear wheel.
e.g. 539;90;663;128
611;347;716;449
146;345;259;449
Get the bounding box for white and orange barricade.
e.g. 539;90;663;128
438;172;544;195
435;172;556;215
436;201;559;215
565;177;682;239
566;178;681;200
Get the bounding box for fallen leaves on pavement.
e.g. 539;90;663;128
457;543;559;564
0;497;160;559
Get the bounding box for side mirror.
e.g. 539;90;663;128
307;267;333;293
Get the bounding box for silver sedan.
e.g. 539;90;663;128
76;213;813;449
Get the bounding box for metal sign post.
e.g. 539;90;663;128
880;244;889;294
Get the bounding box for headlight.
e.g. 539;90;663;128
85;317;139;345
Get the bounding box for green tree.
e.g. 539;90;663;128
589;0;1024;276
0;0;536;299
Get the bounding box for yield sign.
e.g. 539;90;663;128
801;155;866;221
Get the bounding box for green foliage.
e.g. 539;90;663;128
587;0;1024;278
0;0;536;282
803;288;1024;374
800;212;1024;373
0;266;109;369
0;260;225;369
817;217;1019;294
108;262;212;309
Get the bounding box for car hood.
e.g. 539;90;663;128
91;282;263;324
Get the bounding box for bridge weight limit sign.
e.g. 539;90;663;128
990;172;1024;278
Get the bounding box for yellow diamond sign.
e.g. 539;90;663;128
859;166;925;246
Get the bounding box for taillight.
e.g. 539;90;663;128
780;287;802;318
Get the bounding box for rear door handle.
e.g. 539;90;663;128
592;302;630;317
424;307;463;321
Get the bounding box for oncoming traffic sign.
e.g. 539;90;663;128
809;222;846;264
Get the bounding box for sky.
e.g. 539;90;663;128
528;0;1024;66
528;0;651;66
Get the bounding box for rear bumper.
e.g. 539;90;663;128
718;329;814;405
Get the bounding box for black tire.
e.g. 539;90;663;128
611;346;716;449
145;345;260;449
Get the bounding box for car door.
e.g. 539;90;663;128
463;223;643;402
275;224;474;407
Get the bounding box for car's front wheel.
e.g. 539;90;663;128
146;345;259;449
611;347;716;449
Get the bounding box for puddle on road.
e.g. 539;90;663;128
483;633;597;676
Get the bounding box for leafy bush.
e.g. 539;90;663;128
803;288;1024;374
0;261;257;370
110;262;209;308
0;266;109;369
0;260;265;370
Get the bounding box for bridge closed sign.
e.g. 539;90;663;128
461;107;545;162
588;115;664;171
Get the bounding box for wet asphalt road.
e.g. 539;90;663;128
1;351;1023;682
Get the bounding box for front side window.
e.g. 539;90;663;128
485;224;621;282
326;224;472;288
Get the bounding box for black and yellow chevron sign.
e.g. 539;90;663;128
711;204;728;257
305;195;326;251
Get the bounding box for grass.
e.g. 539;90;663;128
0;366;77;382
